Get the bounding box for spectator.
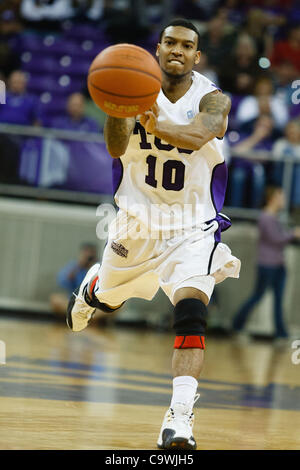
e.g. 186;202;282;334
232;185;300;342
48;92;99;132
218;33;260;96
50;243;98;315
199;14;236;70
242;8;272;57
227;114;275;208
0;70;39;125
193;52;219;87
0;70;39;184
235;76;289;131
20;92;102;190
271;25;300;74
272;119;300;208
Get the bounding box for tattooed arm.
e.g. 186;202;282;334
140;91;231;151
104;116;136;158
199;90;230;138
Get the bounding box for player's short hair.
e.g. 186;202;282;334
159;18;201;50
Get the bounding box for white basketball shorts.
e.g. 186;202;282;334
94;210;241;307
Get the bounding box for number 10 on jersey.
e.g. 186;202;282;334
145;155;185;191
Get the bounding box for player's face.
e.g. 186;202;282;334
156;26;201;78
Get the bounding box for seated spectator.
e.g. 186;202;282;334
193;52;219;87
47;92;99;132
199;14;236;70
227;114;275;208
218;33;260;96
271;25;300;74
272;119;300;208
19;92;112;193
235;76;289;132
242;8;272;57
0;70;39;184
0;70;39;125
50;243;98;315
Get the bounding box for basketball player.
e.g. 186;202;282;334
67;19;241;450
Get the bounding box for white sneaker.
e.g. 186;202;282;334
157;395;199;450
66;263;100;332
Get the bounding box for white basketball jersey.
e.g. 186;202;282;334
112;71;230;237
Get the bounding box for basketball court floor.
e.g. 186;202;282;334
0;314;299;450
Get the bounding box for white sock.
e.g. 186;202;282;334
170;376;198;412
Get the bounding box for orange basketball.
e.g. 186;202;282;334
87;43;162;118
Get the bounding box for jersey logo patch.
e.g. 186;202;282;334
111;241;128;258
187;110;194;119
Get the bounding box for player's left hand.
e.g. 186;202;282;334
140;102;159;134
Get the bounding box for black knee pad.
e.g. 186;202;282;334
173;298;207;349
173;298;207;335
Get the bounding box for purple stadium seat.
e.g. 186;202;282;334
19;34;46;53
78;39;104;58
57;55;91;76
27;73;84;95
21;53;59;74
19;34;80;56
63;23;107;42
39;92;67;118
22;52;91;78
56;75;84;94
27;73;58;94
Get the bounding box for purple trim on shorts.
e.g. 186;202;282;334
208;160;231;243
214;214;232;242
112;158;124;196
210;161;228;214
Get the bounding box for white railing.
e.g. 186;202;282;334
0;123;297;220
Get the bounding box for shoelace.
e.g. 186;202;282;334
167;393;201;425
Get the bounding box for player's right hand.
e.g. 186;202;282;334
140;102;159;134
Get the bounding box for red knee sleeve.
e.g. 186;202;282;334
174;335;205;349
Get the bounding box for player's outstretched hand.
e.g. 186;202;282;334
140;102;159;134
